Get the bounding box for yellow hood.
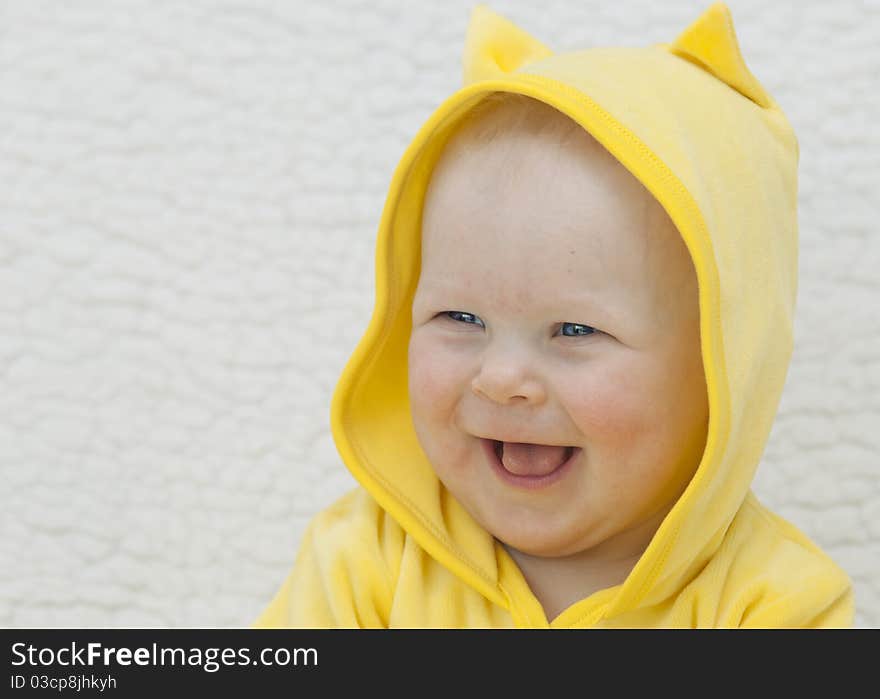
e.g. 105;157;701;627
256;2;853;627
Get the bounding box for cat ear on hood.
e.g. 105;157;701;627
661;1;774;109
465;3;773;109
463;4;554;84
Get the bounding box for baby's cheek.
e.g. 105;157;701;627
562;369;657;446
407;333;457;411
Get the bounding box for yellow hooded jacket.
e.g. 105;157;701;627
253;2;854;628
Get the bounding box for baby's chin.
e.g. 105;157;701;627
482;511;595;559
495;534;591;559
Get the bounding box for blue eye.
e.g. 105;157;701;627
560;322;597;337
445;311;484;327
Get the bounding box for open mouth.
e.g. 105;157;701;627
492;440;574;464
484;438;579;490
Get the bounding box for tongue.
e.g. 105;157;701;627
500;442;570;477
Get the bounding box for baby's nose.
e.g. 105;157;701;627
470;356;546;405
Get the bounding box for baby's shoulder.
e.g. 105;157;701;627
733;492;848;578
310;486;391;527
305;486;408;563
718;491;854;626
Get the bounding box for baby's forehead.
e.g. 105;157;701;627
421;141;696;319
426;130;686;266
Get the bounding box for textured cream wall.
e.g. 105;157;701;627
0;0;877;628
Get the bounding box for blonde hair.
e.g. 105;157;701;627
428;90;611;197
451;91;588;148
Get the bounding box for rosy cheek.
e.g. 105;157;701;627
408;333;454;411
407;334;472;472
562;368;656;446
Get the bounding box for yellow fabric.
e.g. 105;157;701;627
253;2;854;628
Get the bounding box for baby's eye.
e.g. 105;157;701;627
445;311;485;327
559;322;597;337
443;313;596;338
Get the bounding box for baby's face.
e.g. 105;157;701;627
408;126;709;560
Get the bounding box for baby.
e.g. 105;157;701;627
253;2;853;627
408;91;710;621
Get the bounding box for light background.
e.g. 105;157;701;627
1;0;877;628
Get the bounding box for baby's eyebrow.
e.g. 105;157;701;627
417;281;614;317
414;279;478;300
